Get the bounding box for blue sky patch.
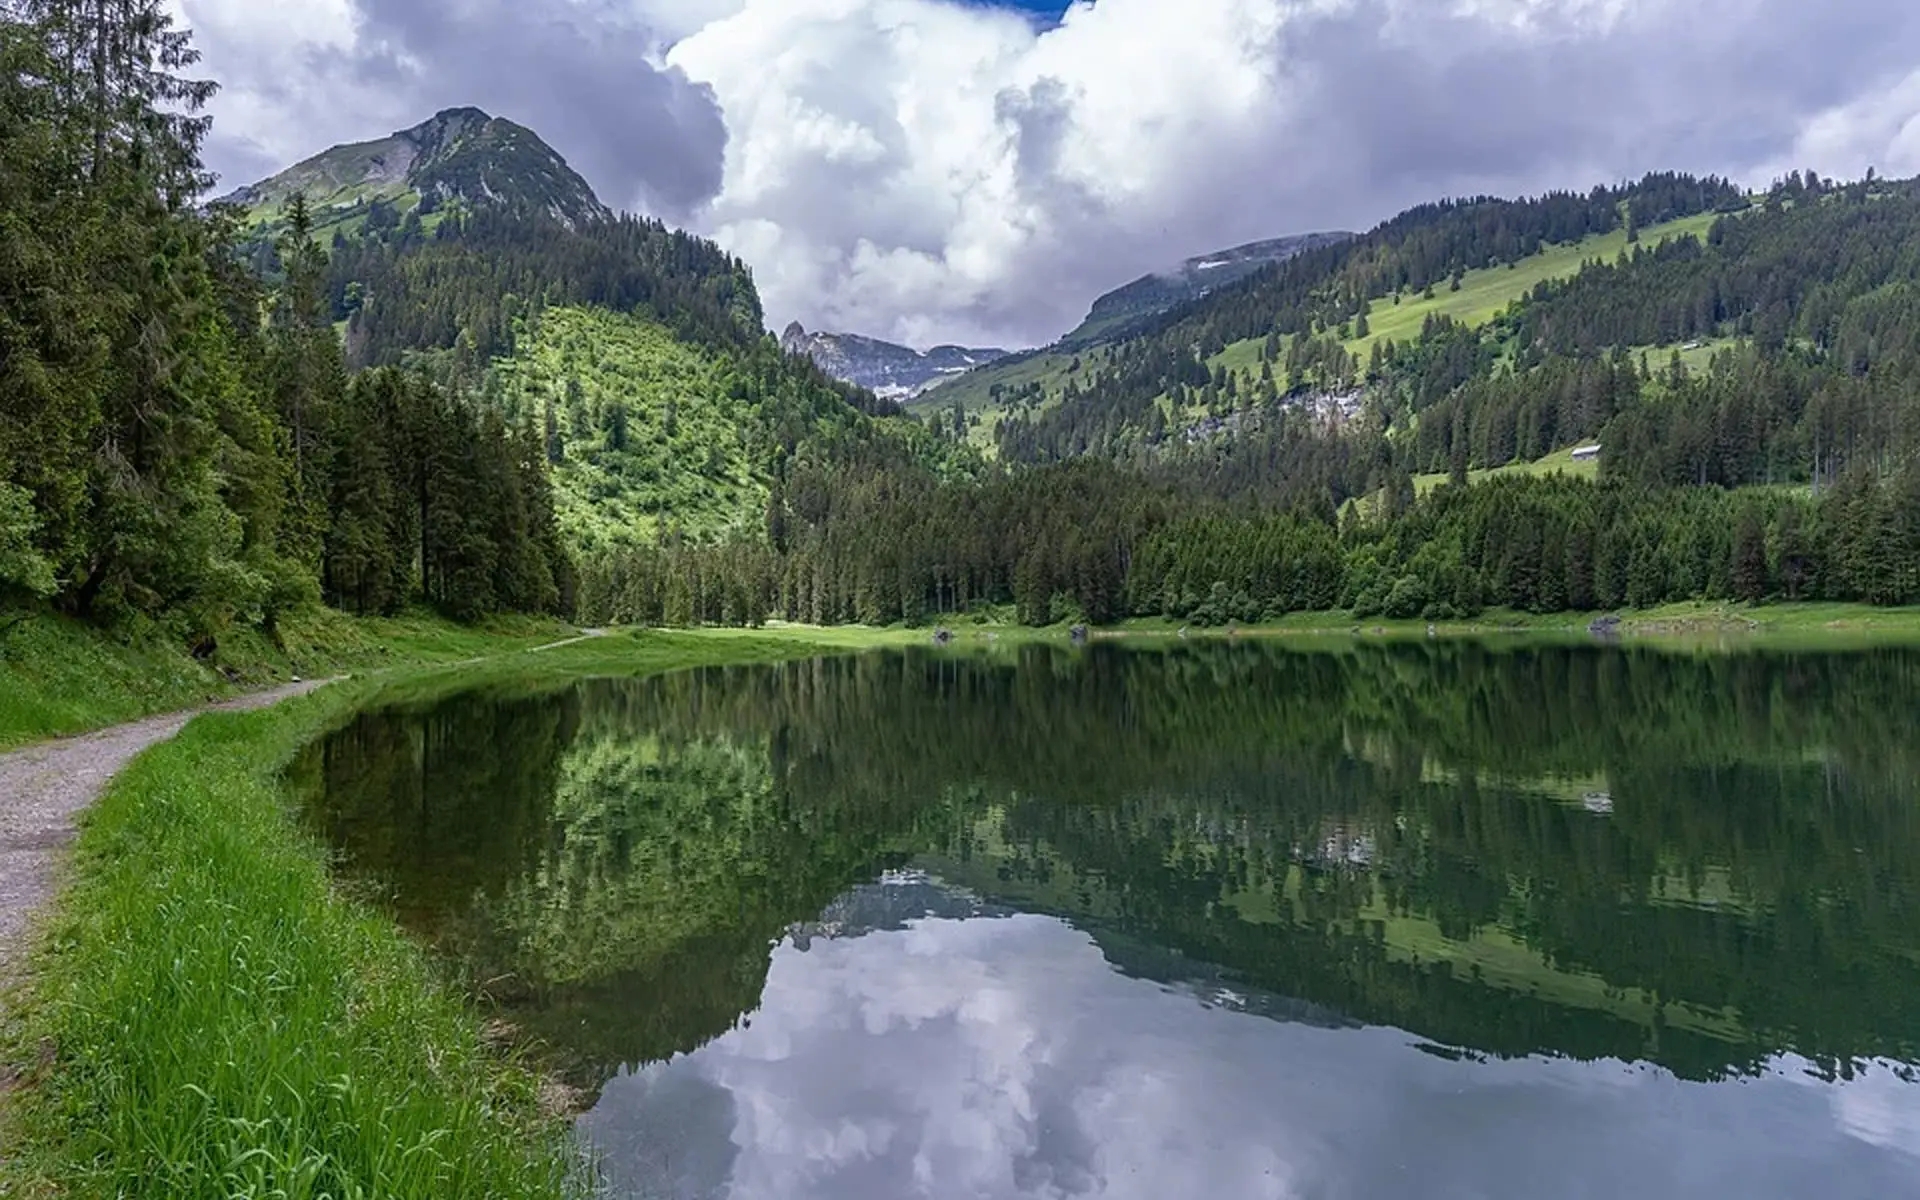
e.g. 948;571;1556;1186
982;1;1076;27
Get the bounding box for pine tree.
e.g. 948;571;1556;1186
1730;509;1769;601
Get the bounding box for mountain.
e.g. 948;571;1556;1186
984;173;1754;461
779;323;1009;399
217;106;611;234
1059;231;1355;347
224;110;960;558
919;230;1351;415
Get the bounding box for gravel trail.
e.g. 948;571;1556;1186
0;681;328;981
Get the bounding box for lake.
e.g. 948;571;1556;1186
291;639;1920;1198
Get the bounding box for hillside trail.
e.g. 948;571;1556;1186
0;680;329;984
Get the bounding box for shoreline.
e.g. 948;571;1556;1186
0;629;859;1199
6;609;1920;1194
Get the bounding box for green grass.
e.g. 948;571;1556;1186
0;693;581;1197
1203;210;1725;379
0;628;882;1199
911;348;1089;417
689;605;1920;647
0;608;576;752
1106;601;1920;645
1410;444;1602;497
1348;210;1722;361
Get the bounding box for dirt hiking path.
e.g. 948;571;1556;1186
0;681;328;981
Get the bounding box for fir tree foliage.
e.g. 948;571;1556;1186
0;3;570;633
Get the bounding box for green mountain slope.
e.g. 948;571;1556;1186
220;107;611;237
220;110;967;561
484;305;942;550
488;308;762;547
934;184;1737;454
986;173;1752;463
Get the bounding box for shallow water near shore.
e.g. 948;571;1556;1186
292;639;1920;1198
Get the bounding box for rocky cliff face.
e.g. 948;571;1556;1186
780;323;1009;399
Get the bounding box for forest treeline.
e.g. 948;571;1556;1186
574;455;1920;627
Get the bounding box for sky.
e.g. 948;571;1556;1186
172;0;1920;350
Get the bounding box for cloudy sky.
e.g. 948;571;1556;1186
175;0;1920;350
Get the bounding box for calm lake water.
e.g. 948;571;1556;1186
291;640;1920;1198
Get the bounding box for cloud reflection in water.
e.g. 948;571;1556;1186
581;883;1920;1200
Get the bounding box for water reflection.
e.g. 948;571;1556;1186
289;638;1920;1194
583;875;1919;1200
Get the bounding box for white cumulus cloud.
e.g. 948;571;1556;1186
175;0;1920;349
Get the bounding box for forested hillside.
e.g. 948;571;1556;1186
582;171;1920;627
292;150;950;551
0;1;934;644
0;4;569;633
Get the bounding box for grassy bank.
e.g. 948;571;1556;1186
823;601;1920;647
0;607;577;751
0;630;859;1199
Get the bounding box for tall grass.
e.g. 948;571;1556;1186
1;684;587;1197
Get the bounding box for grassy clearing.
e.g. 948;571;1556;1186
1204;210;1725;377
0;607;577;752
0;629;867;1199
1411;444;1602;497
911;347;1094;421
1347;210;1722;360
1642;335;1746;377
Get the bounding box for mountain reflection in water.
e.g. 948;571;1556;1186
290;639;1920;1197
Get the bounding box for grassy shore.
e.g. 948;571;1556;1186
838;601;1920;645
0;607;578;751
0;629;873;1199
